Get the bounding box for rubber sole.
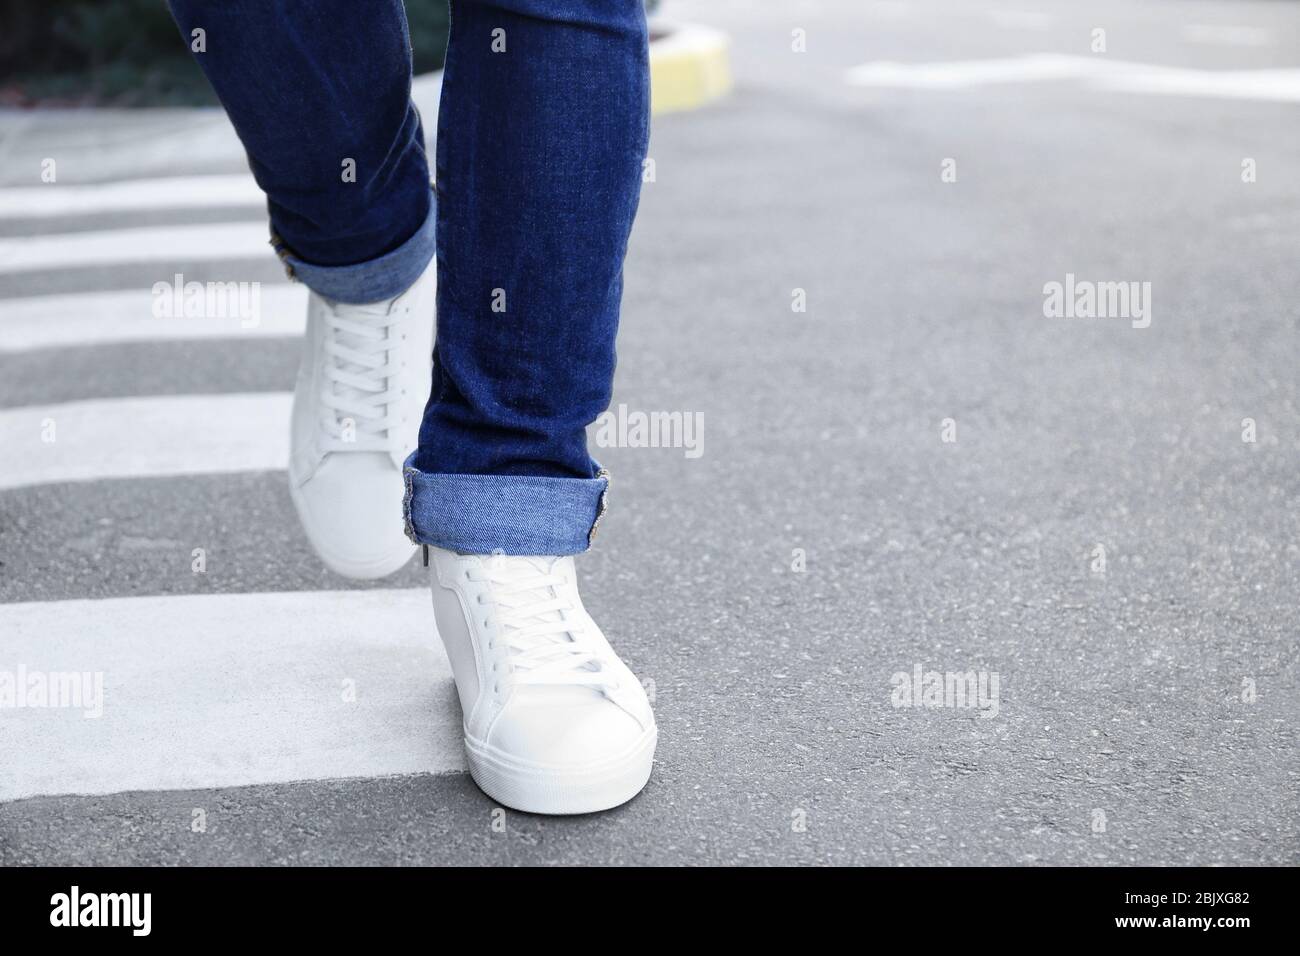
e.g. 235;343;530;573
464;727;657;815
288;480;416;580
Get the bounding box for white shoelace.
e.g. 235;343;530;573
470;555;619;691
318;300;405;453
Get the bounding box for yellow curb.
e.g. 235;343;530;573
649;22;732;115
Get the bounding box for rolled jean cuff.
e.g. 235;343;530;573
402;453;610;556
272;187;437;304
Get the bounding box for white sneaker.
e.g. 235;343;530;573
428;546;657;814
288;267;435;579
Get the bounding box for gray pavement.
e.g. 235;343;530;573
0;0;1297;864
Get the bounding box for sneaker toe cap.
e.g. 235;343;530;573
488;688;647;766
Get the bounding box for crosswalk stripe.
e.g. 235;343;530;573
0;286;307;353
0;393;291;491
986;10;1052;31
0;588;461;802
1090;66;1300;102
0;174;263;219
844;53;1300;102
1181;24;1273;48
0;222;274;275
844;53;1106;89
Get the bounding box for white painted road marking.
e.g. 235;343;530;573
1091;66;1300;102
845;53;1300;101
0;286;307;353
0;222;274;274
1181;24;1273;48
987;10;1052;31
0;589;461;802
863;1;911;20
0;392;291;491
844;53;1113;89
0;174;264;219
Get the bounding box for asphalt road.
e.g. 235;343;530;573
0;0;1297;864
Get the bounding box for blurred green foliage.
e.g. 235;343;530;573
0;0;451;106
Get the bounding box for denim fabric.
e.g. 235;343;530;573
169;0;649;555
404;453;609;556
272;192;437;304
408;0;649;553
167;0;433;298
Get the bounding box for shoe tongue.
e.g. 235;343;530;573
488;554;556;575
328;305;389;435
494;555;567;646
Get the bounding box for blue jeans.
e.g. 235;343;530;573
168;0;649;555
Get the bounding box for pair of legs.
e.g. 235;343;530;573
168;0;655;813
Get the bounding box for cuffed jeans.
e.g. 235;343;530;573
168;0;649;555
